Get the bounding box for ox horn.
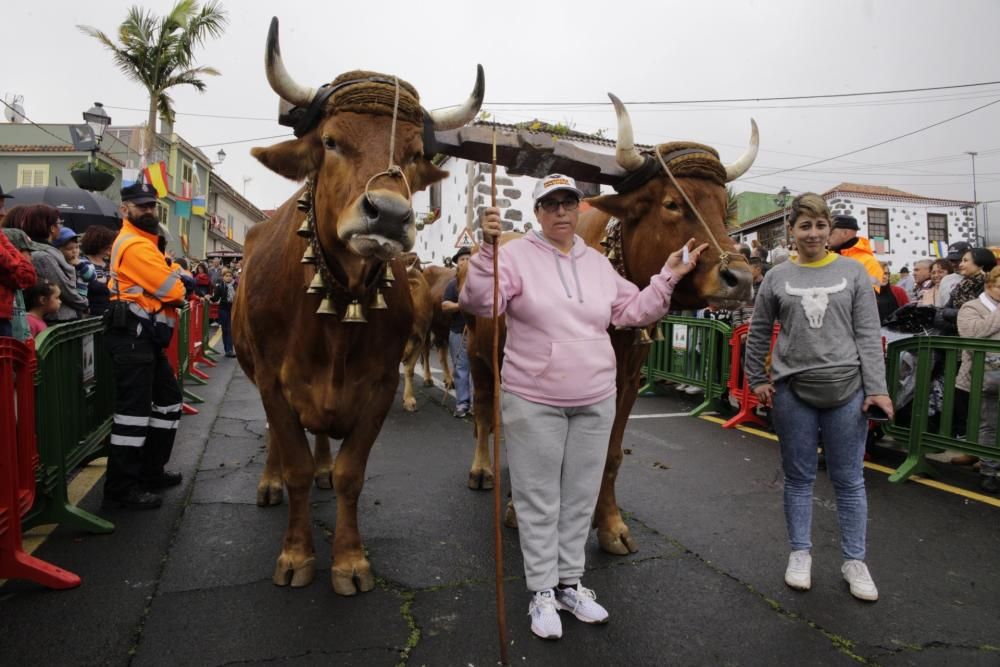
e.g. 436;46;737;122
264;17;316;107
724;119;759;182
428;65;486;130
609;93;645;172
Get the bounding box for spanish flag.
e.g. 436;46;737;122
143;161;169;198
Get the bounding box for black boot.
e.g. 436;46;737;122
980;476;999;494
102;487;163;510
144;470;183;490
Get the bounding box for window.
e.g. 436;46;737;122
867;208;889;253
757;220;785;251
17;164;49;187
181;161;194;198
156;202;170;228
927;213;948;243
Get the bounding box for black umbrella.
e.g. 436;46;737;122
5;186;121;233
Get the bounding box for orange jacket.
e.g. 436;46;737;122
838;236;884;291
109;220;185;316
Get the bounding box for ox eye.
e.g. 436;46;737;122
663;200;681;212
322;135;337;150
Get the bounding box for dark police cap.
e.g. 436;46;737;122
946;241;972;261
121;181;158;205
831;214;859;231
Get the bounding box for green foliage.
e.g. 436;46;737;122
79;1;228;159
69;159;117;175
726;186;739;227
514;119;576;137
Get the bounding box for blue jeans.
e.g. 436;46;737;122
448;329;471;411
218;308;233;355
771;381;869;560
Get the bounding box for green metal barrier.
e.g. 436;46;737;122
640;316;732;416
884;335;1000;483
23;317;114;533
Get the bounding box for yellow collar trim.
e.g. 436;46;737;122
796;251;838;268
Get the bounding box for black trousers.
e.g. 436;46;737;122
104;329;182;498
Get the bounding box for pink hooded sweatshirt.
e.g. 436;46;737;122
460;231;678;406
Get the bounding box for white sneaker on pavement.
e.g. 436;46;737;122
842;560;879;601
554;583;609;624
674;383;690;391
684;384;704;395
784;550;812;590
528;589;562;639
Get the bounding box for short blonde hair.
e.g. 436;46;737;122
788;193;830;225
987;265;1000;286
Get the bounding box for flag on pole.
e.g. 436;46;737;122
191;159;206;215
175;199;192;218
143;161;169;198
192;196;206;216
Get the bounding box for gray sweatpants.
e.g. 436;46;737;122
502;390;615;592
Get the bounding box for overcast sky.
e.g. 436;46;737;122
5;0;1000;242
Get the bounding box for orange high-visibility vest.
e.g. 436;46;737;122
109;220;185;319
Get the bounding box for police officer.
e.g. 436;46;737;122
102;181;186;510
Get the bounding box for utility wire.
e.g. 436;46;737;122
195;134;291;148
752;97;1000;178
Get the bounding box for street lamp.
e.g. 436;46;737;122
966;151;979;244
775;186;791;247
212;148;226;166
82;102;111;146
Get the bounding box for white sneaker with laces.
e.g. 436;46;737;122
528;589;562;639
842;560;878;601
674;383;690;391
684;384;704;395
554;583;609;624
784;550;812;590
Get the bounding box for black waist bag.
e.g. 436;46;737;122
788;366;862;409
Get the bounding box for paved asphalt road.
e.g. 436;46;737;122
1;357;998;666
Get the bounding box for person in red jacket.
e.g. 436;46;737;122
0;217;37;337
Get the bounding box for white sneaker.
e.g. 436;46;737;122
684;384;704;395
674;383;690;391
842;560;878;601
528;589;562;639
784;550;812;590
554;583;609;624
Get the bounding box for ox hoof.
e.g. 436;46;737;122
503;501;518;529
256;480;284;507
403;397;418;412
597;528;639;556
467;470;495;491
273;554;316;587
422;378;435;387
444;379;454;390
314;469;334;490
331;562;375;596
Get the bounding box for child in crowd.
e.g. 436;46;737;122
54;228;95;302
210;268;237;357
23;279;61;337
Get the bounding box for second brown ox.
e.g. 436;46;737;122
463;95;757;555
233;18;483;594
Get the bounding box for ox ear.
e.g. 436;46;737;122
409;158;449;192
250;136;323;181
587;191;649;221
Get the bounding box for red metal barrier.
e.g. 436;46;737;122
165;311;198;416
0;337;80;589
722;323;780;430
186;297;211;380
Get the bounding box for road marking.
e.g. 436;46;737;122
699;415;1000;509
629;412;696;419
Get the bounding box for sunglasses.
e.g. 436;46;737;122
536;197;580;213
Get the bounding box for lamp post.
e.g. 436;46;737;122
82;102;111;156
75;102;113;192
775;186;791;247
211;148;226;166
966;151;979;244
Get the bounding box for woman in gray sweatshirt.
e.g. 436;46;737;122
745;193;894;602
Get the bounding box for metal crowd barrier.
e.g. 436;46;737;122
721;323;781;429
22;318;114;534
640;315;732;416
884;335;1000;483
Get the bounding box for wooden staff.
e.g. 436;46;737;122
490;124;509;665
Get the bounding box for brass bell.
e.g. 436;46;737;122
636;328;653;345
316;295;338;316
296;189;312;212
607;248;619;261
653;326;666;342
306;272;326;294
382;263;395;284
342;300;367;323
296;218;313;238
415;222;425;231
370;289;388;310
301;245;316;264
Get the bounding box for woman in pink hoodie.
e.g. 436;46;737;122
460;174;706;640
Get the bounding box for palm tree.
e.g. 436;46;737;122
79;0;228;164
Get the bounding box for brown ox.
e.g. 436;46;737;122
462;96;758;555
400;257;434;412
233;18;483;593
419;265;457;390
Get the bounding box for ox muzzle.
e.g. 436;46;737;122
710;262;753;308
337;189;415;259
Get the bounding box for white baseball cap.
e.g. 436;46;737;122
532;174;584;204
